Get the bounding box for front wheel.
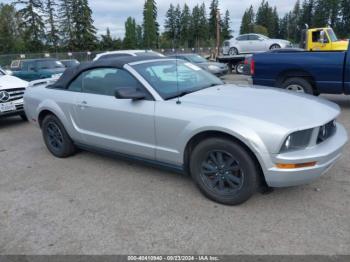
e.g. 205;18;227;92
190;138;258;205
42;114;76;158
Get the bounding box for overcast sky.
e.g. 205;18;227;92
6;0;297;38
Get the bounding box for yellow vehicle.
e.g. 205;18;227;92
301;27;349;51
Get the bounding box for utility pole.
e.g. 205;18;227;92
216;9;221;58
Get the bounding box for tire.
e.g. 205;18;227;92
42;114;76;158
20;113;28;121
270;44;281;50
228;47;238;56
281;77;314;95
190;137;258;205
235;62;245;75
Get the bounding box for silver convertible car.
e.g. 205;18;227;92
24;57;348;205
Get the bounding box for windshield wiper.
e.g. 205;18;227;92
166;91;195;100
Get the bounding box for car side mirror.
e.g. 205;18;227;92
115;88;146;101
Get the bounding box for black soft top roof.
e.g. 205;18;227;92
51;56;166;89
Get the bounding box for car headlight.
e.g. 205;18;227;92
208;65;220;71
280;129;314;153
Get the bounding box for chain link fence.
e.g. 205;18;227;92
0;48;216;68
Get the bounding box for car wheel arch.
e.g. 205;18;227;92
183;130;267;186
276;69;316;90
37;102;69;129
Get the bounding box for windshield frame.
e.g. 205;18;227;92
129;59;223;100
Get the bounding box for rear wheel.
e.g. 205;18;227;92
281;77;314;95
42;114;76;158
190;138;258;205
228;47;238;56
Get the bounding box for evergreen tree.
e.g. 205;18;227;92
256;0;276;37
0;4;24;53
44;0;59;49
313;0;340;28
136;25;143;48
271;7;280;38
199;3;209;46
123;17;137;49
100;28;113;50
240;6;255;34
221;10;232;40
143;0;158;48
15;0;45;51
180;4;191;47
58;0;73;49
164;4;176;47
174;4;181;46
208;0;219;41
339;0;350;37
300;0;314;29
71;0;97;51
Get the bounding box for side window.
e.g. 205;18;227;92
249;35;260;40
237;35;248;41
81;68;148;97
68;73;83;92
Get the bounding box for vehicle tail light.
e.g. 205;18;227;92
250;58;255;76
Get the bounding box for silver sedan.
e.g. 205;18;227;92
24;57;347;205
223;34;292;55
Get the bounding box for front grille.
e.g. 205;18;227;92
0;88;25;103
317;120;337;144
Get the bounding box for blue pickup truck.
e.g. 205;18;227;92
252;44;350;95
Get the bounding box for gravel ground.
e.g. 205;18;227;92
0;75;349;255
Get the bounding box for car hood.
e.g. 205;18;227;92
179;84;340;130
332;40;349;51
197;62;226;68
0;75;28;90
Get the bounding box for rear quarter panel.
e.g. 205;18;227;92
253;51;346;94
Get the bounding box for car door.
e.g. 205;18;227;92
72;67;156;159
248;34;267;52
236;35;250;53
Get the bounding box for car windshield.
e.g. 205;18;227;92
37;60;65;69
0;69;4;76
185;54;207;63
132;60;223;100
327;29;338;42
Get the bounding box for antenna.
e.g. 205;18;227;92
175;49;181;105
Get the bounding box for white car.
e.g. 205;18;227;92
0;68;28;120
223;34;292;56
93;50;165;61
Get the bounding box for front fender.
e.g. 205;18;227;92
178;115;273;173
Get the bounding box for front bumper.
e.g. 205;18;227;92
0;101;24;118
264;123;348;187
